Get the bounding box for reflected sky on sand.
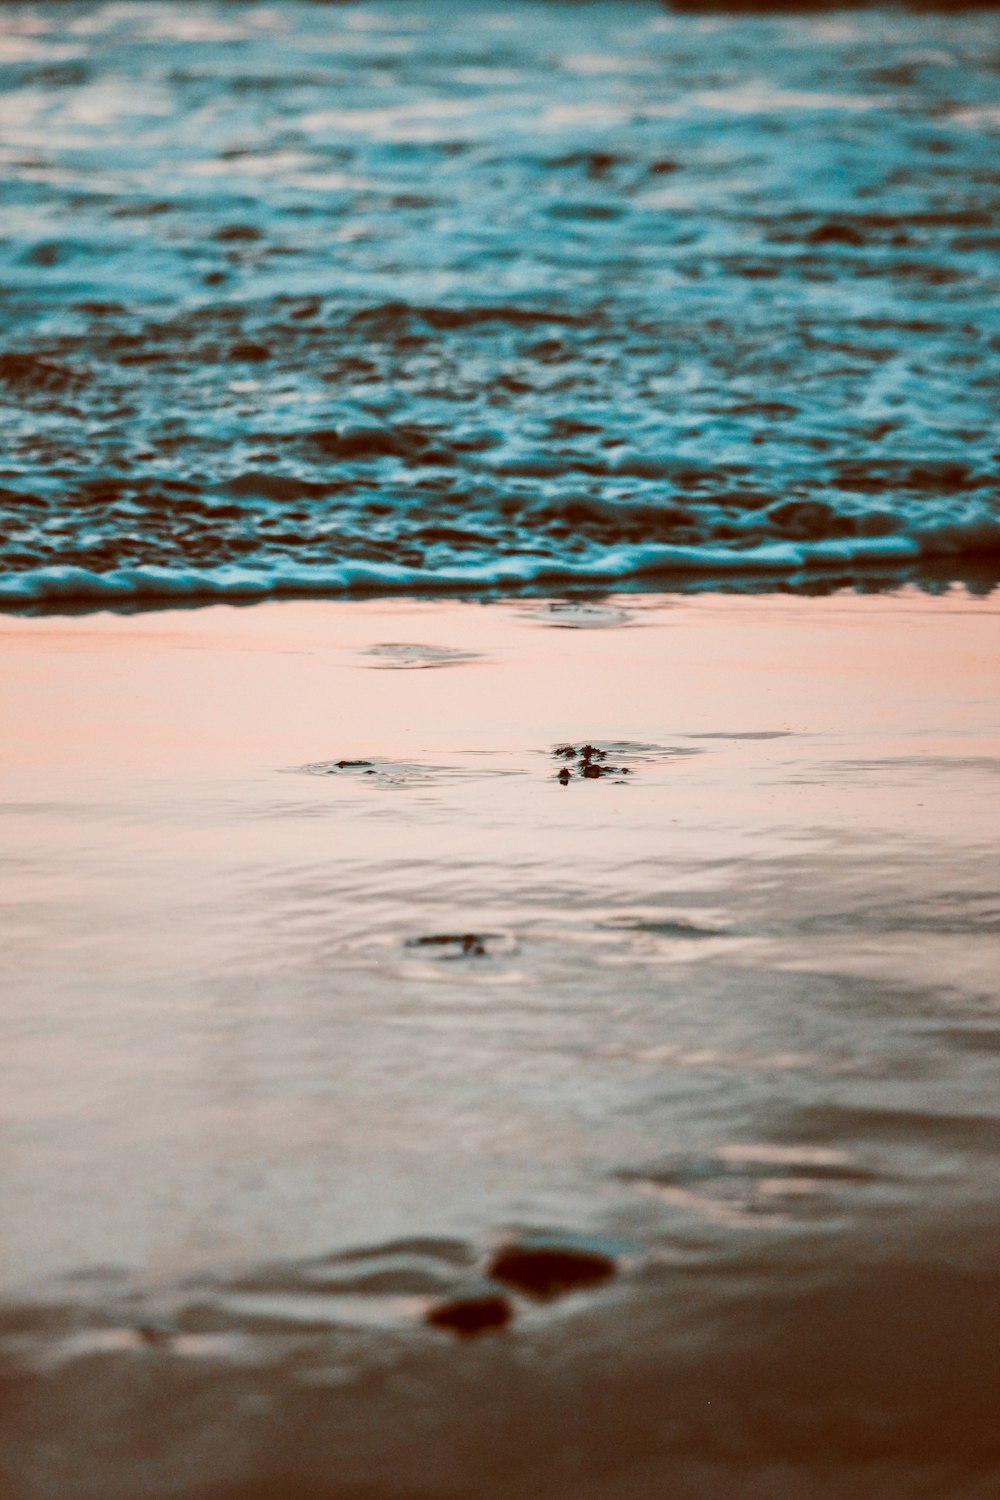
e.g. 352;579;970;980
1;590;998;1499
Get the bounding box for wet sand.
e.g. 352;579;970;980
0;589;998;1499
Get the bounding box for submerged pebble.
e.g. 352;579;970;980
426;1293;513;1338
488;1244;617;1300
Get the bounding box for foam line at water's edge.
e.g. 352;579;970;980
4;527;1000;606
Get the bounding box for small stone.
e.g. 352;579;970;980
426;1293;513;1337
487;1244;616;1300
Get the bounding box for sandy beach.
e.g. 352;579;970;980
1;0;999;1491
1;587;998;1499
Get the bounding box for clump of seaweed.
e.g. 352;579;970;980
552;744;632;783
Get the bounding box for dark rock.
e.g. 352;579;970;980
488;1244;616;1300
426;1293;512;1337
335;759;373;768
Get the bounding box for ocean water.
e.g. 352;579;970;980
1;0;1000;603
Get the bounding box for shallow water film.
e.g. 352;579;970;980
1;0;1000;602
1;593;999;1500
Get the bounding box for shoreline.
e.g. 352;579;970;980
1;557;998;618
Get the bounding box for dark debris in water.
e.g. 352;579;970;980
554;744;633;783
290;757;520;790
487;1243;617;1300
293;759;380;778
406;933;499;958
428;1238;621;1336
426;1293;514;1338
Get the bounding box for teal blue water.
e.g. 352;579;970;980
0;1;999;602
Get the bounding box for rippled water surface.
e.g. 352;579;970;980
1;1;999;601
1;592;998;1499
